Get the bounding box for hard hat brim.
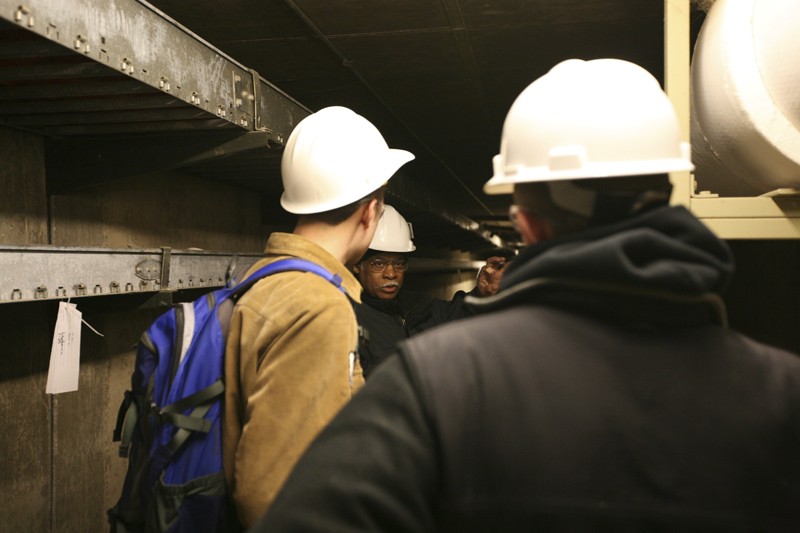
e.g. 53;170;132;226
484;157;695;195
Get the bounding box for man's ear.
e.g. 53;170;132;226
353;262;362;274
516;209;553;244
360;198;382;228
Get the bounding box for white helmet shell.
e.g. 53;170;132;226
280;106;415;214
484;59;694;194
368;205;416;252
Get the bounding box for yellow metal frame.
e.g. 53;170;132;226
664;0;800;239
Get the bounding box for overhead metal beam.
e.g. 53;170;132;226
0;0;309;144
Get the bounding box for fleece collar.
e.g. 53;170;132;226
468;206;735;327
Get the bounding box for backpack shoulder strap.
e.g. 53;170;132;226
232;258;348;297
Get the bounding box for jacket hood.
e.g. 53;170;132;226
468;206;735;328
501;205;734;295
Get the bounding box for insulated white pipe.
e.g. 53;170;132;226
691;0;800;195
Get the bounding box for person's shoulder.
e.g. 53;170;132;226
238;269;352;313
733;331;800;370
402;305;515;353
400;304;578;367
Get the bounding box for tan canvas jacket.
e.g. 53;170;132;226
222;232;365;527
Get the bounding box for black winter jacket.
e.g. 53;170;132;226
355;289;473;377
254;206;800;532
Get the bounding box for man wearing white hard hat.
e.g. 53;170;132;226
252;60;800;531
222;106;414;527
352;204;509;377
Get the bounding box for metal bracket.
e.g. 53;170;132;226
250;67;271;134
134;259;161;280
159;247;172;289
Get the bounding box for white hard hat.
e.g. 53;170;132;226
484;59;694;195
280;106;415;214
369;205;416;252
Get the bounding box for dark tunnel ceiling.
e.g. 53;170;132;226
0;0;707;256
144;0;707;249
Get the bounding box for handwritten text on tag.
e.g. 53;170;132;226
45;302;83;394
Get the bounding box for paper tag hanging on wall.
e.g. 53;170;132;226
46;301;83;394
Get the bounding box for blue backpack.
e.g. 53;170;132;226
108;258;347;533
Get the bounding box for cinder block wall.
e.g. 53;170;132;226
0;125;264;532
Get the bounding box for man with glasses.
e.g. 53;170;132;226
353;205;509;377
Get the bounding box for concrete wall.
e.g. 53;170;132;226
0;127;48;245
0;302;164;532
49;171;263;250
0;125;265;532
1;126;52;532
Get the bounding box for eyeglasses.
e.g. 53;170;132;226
366;258;409;273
